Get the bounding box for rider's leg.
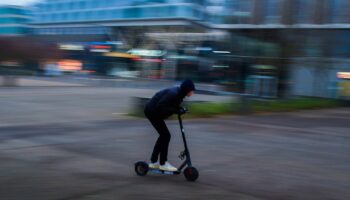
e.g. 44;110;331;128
148;117;171;165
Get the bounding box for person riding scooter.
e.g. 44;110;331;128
144;80;195;172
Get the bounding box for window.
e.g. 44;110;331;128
61;13;67;21
265;0;282;24
72;1;79;10
82;11;90;20
329;0;348;23
56;13;63;21
91;11;98;20
62;2;69;10
54;3;61;11
75;12;82;21
47;3;53;11
294;0;315;24
111;9;122;19
193;8;203;19
328;31;350;57
72;12;78;21
123;8;140;18
66;12;73;21
79;1;86;9
52;13;58;22
79;12;86;21
0;18;12;23
86;0;94;9
41;14;47;22
223;0;253;24
104;10;111;19
97;10;106;19
175;5;193;18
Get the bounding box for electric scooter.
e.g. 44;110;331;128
135;109;199;182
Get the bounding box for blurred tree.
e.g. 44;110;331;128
0;37;61;62
0;37;62;73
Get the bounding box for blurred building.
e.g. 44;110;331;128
0;5;31;35
208;0;350;27
30;0;211;81
207;0;350;99
29;0;350;99
31;0;208;42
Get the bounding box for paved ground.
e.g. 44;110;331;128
0;108;349;199
1;76;226;94
0;82;349;199
0;85;232;126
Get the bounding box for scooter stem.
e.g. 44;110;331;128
178;114;192;167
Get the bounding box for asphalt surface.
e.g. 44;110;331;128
0;113;349;199
9;76;227;95
0;84;231;127
0;81;349;200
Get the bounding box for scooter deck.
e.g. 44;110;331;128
149;168;181;175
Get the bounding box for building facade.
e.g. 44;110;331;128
206;0;350;98
0;6;31;35
31;0;208;36
30;0;350;98
210;0;350;27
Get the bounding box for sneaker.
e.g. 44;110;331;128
159;162;178;172
148;162;160;169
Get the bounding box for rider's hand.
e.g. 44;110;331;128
178;107;187;115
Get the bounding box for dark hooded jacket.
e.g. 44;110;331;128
144;80;195;119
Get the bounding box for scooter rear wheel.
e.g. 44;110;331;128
184;166;199;182
135;161;149;176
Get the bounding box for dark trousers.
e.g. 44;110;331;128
145;112;171;165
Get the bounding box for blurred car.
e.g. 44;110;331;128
107;68;140;78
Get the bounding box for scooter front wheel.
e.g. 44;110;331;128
184;166;199;182
135;161;149;176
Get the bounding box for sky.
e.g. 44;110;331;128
0;0;42;6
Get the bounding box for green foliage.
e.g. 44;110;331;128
129;97;341;118
187;102;237;118
250;98;339;113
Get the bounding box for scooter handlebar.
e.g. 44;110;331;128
178;107;188;115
